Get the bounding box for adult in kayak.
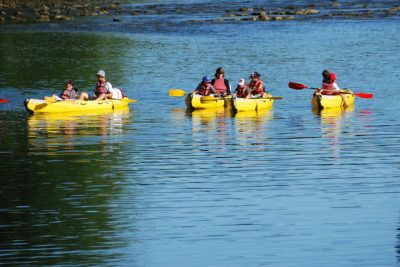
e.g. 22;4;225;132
233;78;250;98
79;70;113;101
248;71;268;98
211;67;231;97
46;79;79;101
315;69;348;106
193;76;216;96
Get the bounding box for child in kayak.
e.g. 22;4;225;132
316;70;347;106
248;72;268;98
233;78;250;98
211;67;231;96
317;70;341;95
193;76;215;96
46;79;78;101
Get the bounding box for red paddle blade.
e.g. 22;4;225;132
355;92;374;99
288;82;308;90
0;99;10;103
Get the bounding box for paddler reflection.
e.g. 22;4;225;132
233;109;273;150
314;106;355;158
27;108;130;154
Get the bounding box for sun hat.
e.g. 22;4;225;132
96;70;106;78
238;78;245;86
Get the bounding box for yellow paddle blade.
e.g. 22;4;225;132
122;97;138;103
169;89;187;97
44;96;58;104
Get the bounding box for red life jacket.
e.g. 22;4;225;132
95;81;109;96
212;78;227;94
236;85;249;98
60;88;78;100
249;80;264;95
197;83;212;96
322;82;334;95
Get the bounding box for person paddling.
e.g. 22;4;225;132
316;70;341;95
316;69;347;107
211;67;231;97
193;76;215;96
248;71;267;98
79;70;113;101
233;78;250;98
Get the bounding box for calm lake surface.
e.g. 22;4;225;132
0;4;400;266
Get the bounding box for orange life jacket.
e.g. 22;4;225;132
95;81;109;96
249;80;264;95
60;88;78;100
236;85;249;98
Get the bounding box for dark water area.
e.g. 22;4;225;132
1;1;400;266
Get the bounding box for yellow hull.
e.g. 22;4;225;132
186;94;231;110
25;98;130;114
311;90;355;109
233;97;274;112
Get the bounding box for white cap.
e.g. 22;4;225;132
238;78;245;86
96;70;105;77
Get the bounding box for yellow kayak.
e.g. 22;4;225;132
311;90;355;109
185;94;232;110
24;97;134;114
233;95;274;112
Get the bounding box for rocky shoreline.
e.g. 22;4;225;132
0;1;124;23
1;0;400;25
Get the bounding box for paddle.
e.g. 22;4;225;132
122;98;138;103
288;82;374;99
0;98;10;103
169;89;187;97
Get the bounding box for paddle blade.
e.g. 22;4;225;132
169;89;187;97
0;98;10;103
288;82;308;90
355;92;374;99
44;96;58;103
122;97;138;103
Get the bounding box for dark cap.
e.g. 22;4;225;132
64;79;74;85
249;71;260;78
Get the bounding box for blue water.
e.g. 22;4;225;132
0;9;400;267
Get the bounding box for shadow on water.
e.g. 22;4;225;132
0;109;133;265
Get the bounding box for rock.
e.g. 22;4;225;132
387;7;400;13
271;16;283;20
242;16;258;21
0;16;5;23
37;14;50;22
131;11;141;16
239;7;253;12
295;8;319;15
258;11;271;21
